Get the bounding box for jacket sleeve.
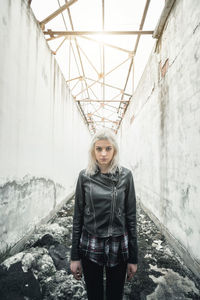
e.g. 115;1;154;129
70;170;85;261
125;171;138;264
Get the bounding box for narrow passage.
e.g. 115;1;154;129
0;198;200;300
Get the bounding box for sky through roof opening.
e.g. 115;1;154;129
31;0;165;133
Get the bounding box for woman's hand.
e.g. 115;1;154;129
70;260;82;280
127;263;137;281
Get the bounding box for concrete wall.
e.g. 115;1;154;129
119;0;200;276
0;0;91;254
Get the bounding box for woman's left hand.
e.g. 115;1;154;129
127;263;137;281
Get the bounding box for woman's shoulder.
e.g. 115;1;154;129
119;165;132;175
78;168;87;177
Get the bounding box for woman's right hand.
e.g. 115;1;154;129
70;260;82;280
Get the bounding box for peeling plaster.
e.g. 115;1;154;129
0;176;66;253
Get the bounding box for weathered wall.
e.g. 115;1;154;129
119;0;200;276
0;0;90;254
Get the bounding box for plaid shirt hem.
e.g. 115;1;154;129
79;229;129;267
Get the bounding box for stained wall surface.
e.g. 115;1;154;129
0;0;90;254
119;0;200;276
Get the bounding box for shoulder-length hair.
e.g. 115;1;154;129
85;128;120;176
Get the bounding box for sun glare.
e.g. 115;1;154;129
92;33;108;44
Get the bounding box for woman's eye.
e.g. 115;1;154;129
106;147;112;151
96;147;102;151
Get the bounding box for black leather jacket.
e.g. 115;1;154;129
71;166;138;264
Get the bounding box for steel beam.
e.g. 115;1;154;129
78;46;99;75
75;99;129;102
74;56;131;98
39;0;78;26
117;0;151;128
66;6;90;99
134;0;151;54
121;0;151;100
153;0;176;38
91;114;118;124
85;77;132;96
44;30;154;36
78;35;132;54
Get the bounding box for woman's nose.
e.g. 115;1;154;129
102;149;106;155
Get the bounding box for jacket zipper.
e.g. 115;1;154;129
108;185;117;236
89;179;97;233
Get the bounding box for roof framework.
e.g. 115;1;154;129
31;0;166;134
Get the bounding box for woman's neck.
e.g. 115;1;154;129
99;166;109;174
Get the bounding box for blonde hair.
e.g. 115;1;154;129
86;128;120;176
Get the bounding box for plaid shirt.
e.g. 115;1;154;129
79;229;129;267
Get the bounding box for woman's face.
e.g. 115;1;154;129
94;139;115;169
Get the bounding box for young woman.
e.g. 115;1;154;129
70;129;138;300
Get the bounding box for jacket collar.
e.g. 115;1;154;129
94;164;119;175
94;165;119;183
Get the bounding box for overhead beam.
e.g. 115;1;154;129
76;99;129;102
46;35;63;42
78;35;132;54
66;76;81;82
121;0;151;99
90;114;118;124
118;0;151;123
85;77;132;96
153;0;176;38
134;0;151;54
74;56;131;98
66;5;90;100
44;30;154;36
53;36;67;54
39;0;78;26
78;46;99;75
89;120;117;123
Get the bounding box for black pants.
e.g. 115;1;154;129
81;257;127;300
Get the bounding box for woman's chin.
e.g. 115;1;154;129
99;161;109;165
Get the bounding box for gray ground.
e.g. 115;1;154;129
0;198;200;300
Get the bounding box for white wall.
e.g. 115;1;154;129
119;0;200;276
0;0;91;254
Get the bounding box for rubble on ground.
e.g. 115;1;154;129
0;199;200;299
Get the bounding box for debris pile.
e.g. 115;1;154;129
0;199;200;299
